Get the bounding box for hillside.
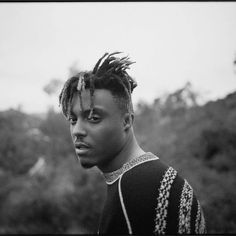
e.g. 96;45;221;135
134;90;236;233
0;89;236;233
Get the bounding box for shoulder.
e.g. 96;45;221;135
119;154;207;234
120;154;184;199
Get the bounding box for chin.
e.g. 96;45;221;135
80;163;95;169
78;158;96;169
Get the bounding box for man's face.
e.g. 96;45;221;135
69;89;127;170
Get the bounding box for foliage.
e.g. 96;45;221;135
43;79;64;97
134;87;236;233
0;84;236;233
0;108;106;234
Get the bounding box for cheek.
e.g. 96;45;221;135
91;122;124;147
70;125;76;142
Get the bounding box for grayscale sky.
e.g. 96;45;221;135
0;2;236;114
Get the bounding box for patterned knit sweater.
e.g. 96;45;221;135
98;152;206;235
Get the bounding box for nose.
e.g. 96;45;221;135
71;118;87;139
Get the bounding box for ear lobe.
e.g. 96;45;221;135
123;113;134;131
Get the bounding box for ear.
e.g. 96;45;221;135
123;112;134;131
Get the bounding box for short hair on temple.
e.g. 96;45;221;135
59;52;137;119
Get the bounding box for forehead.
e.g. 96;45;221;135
71;89;121;115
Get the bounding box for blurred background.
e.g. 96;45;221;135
0;2;236;234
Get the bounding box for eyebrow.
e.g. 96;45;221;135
70;106;106;117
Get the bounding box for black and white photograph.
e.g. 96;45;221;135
0;2;236;234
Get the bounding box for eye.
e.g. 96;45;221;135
68;116;77;125
87;115;101;123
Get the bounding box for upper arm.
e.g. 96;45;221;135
120;166;207;235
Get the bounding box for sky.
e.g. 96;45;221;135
0;2;236;114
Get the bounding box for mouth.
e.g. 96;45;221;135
74;142;90;155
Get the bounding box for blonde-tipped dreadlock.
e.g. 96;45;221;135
59;52;137;120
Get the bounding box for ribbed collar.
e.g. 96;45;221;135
103;152;158;185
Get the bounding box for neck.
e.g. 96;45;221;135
98;131;145;173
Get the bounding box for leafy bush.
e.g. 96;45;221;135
1;88;236;233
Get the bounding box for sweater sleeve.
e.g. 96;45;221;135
174;177;207;234
119;160;207;235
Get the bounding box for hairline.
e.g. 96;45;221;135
69;88;133;117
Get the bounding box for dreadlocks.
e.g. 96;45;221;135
59;52;137;120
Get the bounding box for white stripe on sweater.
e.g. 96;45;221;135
118;176;133;234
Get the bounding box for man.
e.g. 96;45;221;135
59;52;206;234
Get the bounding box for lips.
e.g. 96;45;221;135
74;142;90;149
74;142;90;155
